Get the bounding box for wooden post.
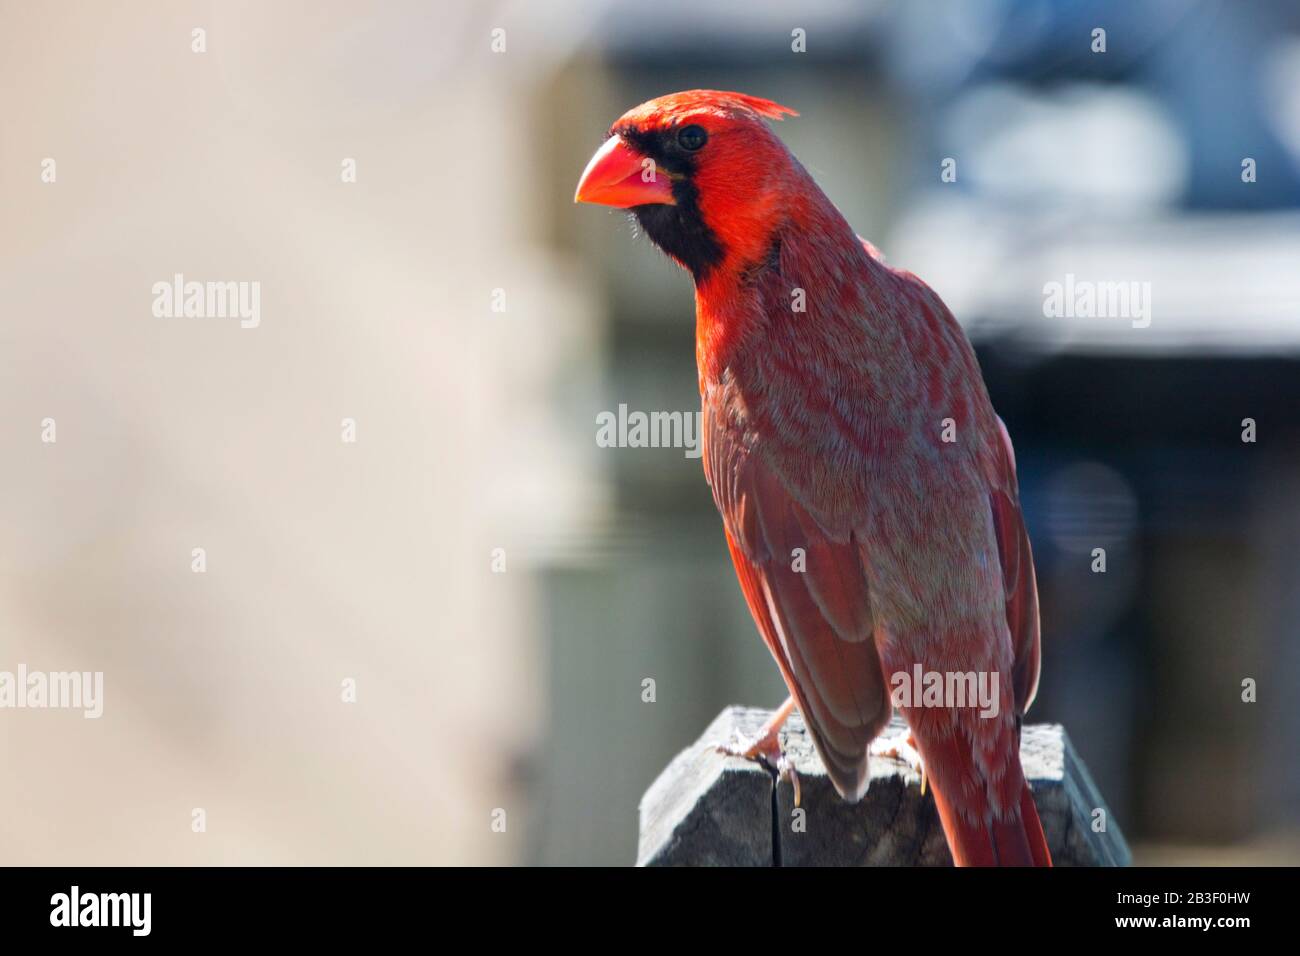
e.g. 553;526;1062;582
638;706;1130;866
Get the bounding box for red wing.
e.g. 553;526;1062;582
704;401;890;799
988;416;1042;716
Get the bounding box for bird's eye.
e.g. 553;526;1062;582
676;124;708;151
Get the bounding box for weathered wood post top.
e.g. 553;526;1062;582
639;706;1130;866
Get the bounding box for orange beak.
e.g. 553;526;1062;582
574;135;676;208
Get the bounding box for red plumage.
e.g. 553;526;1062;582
577;90;1051;866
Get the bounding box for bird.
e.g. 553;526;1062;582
575;90;1051;867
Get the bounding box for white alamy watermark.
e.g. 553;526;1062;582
595;404;702;459
152;273;261;329
50;886;150;936
889;665;1000;718
0;665;103;718
1043;273;1151;328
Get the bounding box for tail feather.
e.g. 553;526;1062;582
908;712;1053;867
1019;777;1053;867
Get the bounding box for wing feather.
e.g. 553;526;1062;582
705;396;890;799
989;415;1042;716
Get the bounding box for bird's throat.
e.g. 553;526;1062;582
631;193;725;282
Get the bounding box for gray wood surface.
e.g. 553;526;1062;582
638;705;1131;866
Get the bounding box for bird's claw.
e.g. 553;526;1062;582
714;733;802;808
870;732;927;795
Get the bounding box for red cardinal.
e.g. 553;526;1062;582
576;90;1050;867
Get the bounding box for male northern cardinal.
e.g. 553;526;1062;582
575;90;1050;866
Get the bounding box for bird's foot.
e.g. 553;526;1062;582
870;731;927;795
715;732;802;808
713;699;802;806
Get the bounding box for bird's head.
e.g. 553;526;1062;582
574;90;800;283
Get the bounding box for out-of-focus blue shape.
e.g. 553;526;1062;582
883;0;1300;209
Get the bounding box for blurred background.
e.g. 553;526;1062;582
2;0;1298;866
